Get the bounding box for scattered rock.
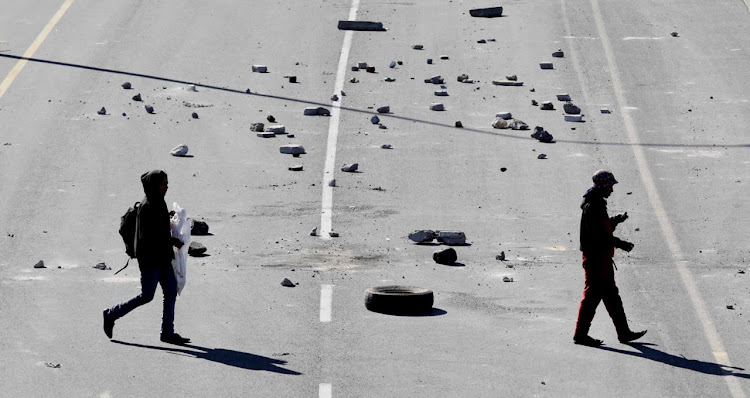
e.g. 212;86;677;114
341;163;359;172
457;74;470;82
337;20;386;31
493;80;524;86
170;144;189;157
287;76;297;83
412;44;424;50
727;304;734;310
329;231;339;237
281;277;296;287
495;112;512;120
409;230;437;243
390;60;397;68
430;103;445;111
433;248;457;265
540;101;554;110
437;231;466;246
304;107;331;116
188;85;198;92
97;107;107;115
289;165;304;171
563;102;581;114
440;55;449;60
250;122;265;132
434;90;449;96
469;6;503;17
191;112;199;119
188;241;207;256
377;106;390;113
381;144;392;149
506;75;517;81
310;227;318;236
45;362;61;369
252;65;268;73
427;59;433;65
266;125;286;134
496;251;506;261
191;220;209;235
531;126;554;143
531;99;538;106
455;121;463;128
426;75;444;84
537;153;547;159
556;93;571;101
366;66;376;73
492;118;509;129
540;62;554;69
564;115;584;122
552;49;564;58
121;82;132;89
477;39;487;43
503;276;514;282
267;115;276;123
600;108;611;114
671;31;679;37
349;77;359;83
328;179;336;187
132;93;142;101
280;144;306;155
358;62;368;69
145;105;155;114
33;260;46;269
384;77;396;82
369;115;380;125
331;94;339;101
93;262;110;270
510;119;529;130
378;124;387;129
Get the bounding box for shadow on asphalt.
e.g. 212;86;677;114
111;340;302;375
370;308;448;317
1;53;748;150
596;342;750;379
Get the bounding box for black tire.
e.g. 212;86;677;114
365;286;434;314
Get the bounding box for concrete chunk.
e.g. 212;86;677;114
557;93;571;101
492;118;509;129
434;90;449;96
377;106;390;113
170;144;189;157
564;115;584;122
266;125;286;134
341;163;359;172
412;44;424;50
552;49;564;57
531;126;554;143
304;107;331;116
121;82;132;89
256;132;275;138
469;6;503;17
493;80;524;86
338;20;385;31
540;101;554;110
371;115;380;124
540;62;554;69
280;144;306;155
437;231;466;245
430;103;445;111
495;112;512;120
252;65;268;73
563;102;581;115
409;230;437;243
250;122;265;132
288;165;304;171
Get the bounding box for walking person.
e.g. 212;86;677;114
574;170;646;346
103;170;190;345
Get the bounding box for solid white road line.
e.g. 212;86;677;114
320;0;360;239
589;1;745;397
319;383;332;398
320;284;333;323
0;0;76;101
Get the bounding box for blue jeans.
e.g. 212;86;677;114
109;263;177;337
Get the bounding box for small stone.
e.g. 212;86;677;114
563;102;581;115
378;124;387;129
188;241;207;256
552;49;564;57
540;101;554;110
429;103;445;111
191;112;199;119
310;227;317;236
246;89;252;94
455;121;463;128
371;115;380;124
457;74;469;82
349;78;359;83
433;248;458;265
556;93;571;101
496;251;505;261
440;55;449;60
351;66;359;71
329;231;339;238
427;59;433;64
97;107;106;115
537;153;547;159
531;126;554;143
331;94;339;101
93;262;110;270
409;230;436;243
121;82;132;89
328;179;336;187
495;112;512;120
531;100;538;106
266;125;286;134
252;65;268;73
170;144;189;157
477;39;487;43
281;278;295;287
390;60;397;68
366;66;376;73
727;304;734;310
280;144;305;155
45;362;61;369
540;62;554;69
503;276;513;282
122;113;127;116
191;220;209;235
500;167;507;172
492;118;509;129
671;31;679;37
412;44;424;50
34;260;46;269
434;90;449;96
384;77;396;82
250;122;265;132
145;105;155;114
267;115;276;123
289;165;304;171
287;76;297;83
341;163;359;172
377;106;390;113
601;108;611;114
132;93;142;101
506;75;517;81
188;85;198;92
381;144;392;149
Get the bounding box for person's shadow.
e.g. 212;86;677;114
111;340;301;375
597;343;750;378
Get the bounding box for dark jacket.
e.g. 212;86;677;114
579;188;625;260
135;170;173;267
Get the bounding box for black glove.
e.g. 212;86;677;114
618;240;634;252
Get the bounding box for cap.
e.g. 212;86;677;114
592;170;618;188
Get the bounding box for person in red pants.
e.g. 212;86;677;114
574;170;646;346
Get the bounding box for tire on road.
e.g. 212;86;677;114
365;286;434;314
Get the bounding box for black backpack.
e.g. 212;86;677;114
115;201;140;274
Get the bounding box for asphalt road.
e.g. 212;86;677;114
1;0;749;397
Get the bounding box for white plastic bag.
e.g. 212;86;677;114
170;202;191;295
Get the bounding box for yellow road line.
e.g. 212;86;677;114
0;0;76;101
589;0;745;396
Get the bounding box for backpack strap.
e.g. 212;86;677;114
114;258;130;275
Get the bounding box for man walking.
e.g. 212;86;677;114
103;170;190;345
574;170;646;346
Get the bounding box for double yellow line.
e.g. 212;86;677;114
0;0;75;101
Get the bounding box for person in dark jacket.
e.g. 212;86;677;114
574;170;646;347
103;170;190;345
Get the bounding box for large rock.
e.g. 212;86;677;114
408;230;436;243
280;144;306;155
191;219;209;235
437;231;466;245
563;102;581;115
188;241;207;256
433;248;458;265
531;126;554;143
469;6;503;17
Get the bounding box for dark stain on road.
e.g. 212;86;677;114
111;340;302;375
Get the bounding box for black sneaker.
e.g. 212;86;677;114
619;330;647;343
574;335;603;347
160;333;191;345
103;310;114;339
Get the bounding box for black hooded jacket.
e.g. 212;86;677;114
579;188;625;260
135;170;174;267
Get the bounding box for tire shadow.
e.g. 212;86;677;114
369;307;448;317
596;343;750;378
111;340;302;375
